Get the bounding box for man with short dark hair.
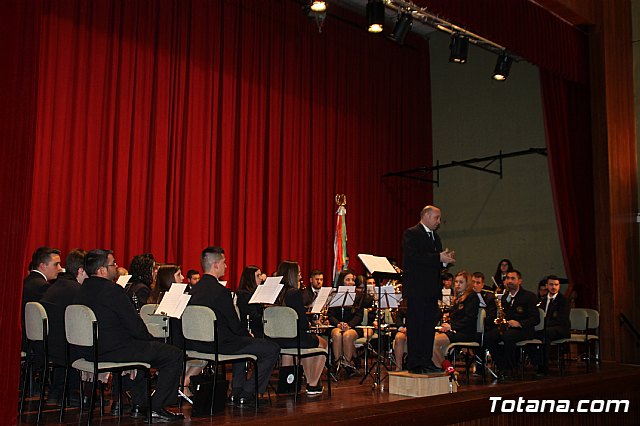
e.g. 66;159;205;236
41;249;88;404
186;269;201;290
188;246;279;405
74;249;183;421
302;269;324;309
22;246;62;350
484;270;539;381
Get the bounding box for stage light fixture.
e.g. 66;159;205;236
389;12;413;45
449;33;469;63
493;52;513;81
367;0;385;33
310;0;327;13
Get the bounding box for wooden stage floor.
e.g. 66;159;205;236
19;360;640;425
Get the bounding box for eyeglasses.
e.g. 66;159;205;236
105;263;117;268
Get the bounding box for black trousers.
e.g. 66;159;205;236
406;296;439;370
104;340;183;410
228;339;280;394
484;327;534;371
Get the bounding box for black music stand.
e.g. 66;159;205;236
357;254;401;390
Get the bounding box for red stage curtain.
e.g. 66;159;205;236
2;2;431;419
540;70;597;308
0;0;42;422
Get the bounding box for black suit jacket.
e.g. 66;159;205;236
41;273;81;364
301;286;318;309
73;276;153;360
236;289;264;338
402;223;442;300
503;287;540;331
448;293;480;338
187;274;252;353
542;292;570;335
476;291;498;328
23;271;50;307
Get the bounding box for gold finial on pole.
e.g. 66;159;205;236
335;194;346;206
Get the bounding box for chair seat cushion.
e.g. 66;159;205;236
186;350;257;362
72;358;151;372
515;339;542;347
280;347;327;356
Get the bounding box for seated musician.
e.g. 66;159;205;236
302;269;325;309
393;297;408;371
484;269;539;381
269;261;328;396
235;265;265;338
432;271;480;368
327;269;367;377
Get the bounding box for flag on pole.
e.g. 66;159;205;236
333;194;347;287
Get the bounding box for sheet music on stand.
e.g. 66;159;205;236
328;286;356;308
441;288;452;306
249;276;284;304
154;283;191;318
357;254;397;275
116;274;132;288
310;287;333;314
377;285;401;309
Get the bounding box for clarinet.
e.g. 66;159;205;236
246;314;252;335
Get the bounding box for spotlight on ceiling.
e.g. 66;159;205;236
493;52;513;81
367;0;385;34
310;0;327;13
389;12;413;45
449;33;469;63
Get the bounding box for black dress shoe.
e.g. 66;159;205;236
130;404;147;418
151;408;184;422
235;391;256;407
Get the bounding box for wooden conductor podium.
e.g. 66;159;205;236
388;371;457;397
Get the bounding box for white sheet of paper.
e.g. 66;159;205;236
310;287;334;313
116;274;132;287
442;288;452;306
154;283;189;318
358;254;397;274
248;276;284;304
377;286;400;308
328;286;356;308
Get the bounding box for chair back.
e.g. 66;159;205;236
583;308;599;329
25;302;48;342
476;307;486;334
569;308;588;331
182;305;216;342
534;308;545;332
263;306;298;339
140;304;169;338
65;304;96;347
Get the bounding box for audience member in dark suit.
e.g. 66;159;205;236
271;261;327;396
235;265;265;338
73;249;183;421
22;246;62;351
187;246;279;405
402;205;455;374
531;275;570;375
484;270;539;381
124;253;156;312
40;248;87;403
432;271;480;367
302;269;324;309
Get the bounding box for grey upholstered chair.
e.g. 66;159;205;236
181;305;259;413
445;307;487;384
263;306;330;402
550;308;599;373
61;304;152;425
20;302;51;424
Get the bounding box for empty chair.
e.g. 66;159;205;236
549;308;588;374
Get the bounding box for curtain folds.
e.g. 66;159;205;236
540;70;597;308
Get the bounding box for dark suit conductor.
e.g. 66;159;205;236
402;205;455;374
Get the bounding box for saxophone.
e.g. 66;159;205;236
494;287;508;331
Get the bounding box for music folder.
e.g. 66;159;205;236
248;276;284;304
154;283;191;318
310;287;333;313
